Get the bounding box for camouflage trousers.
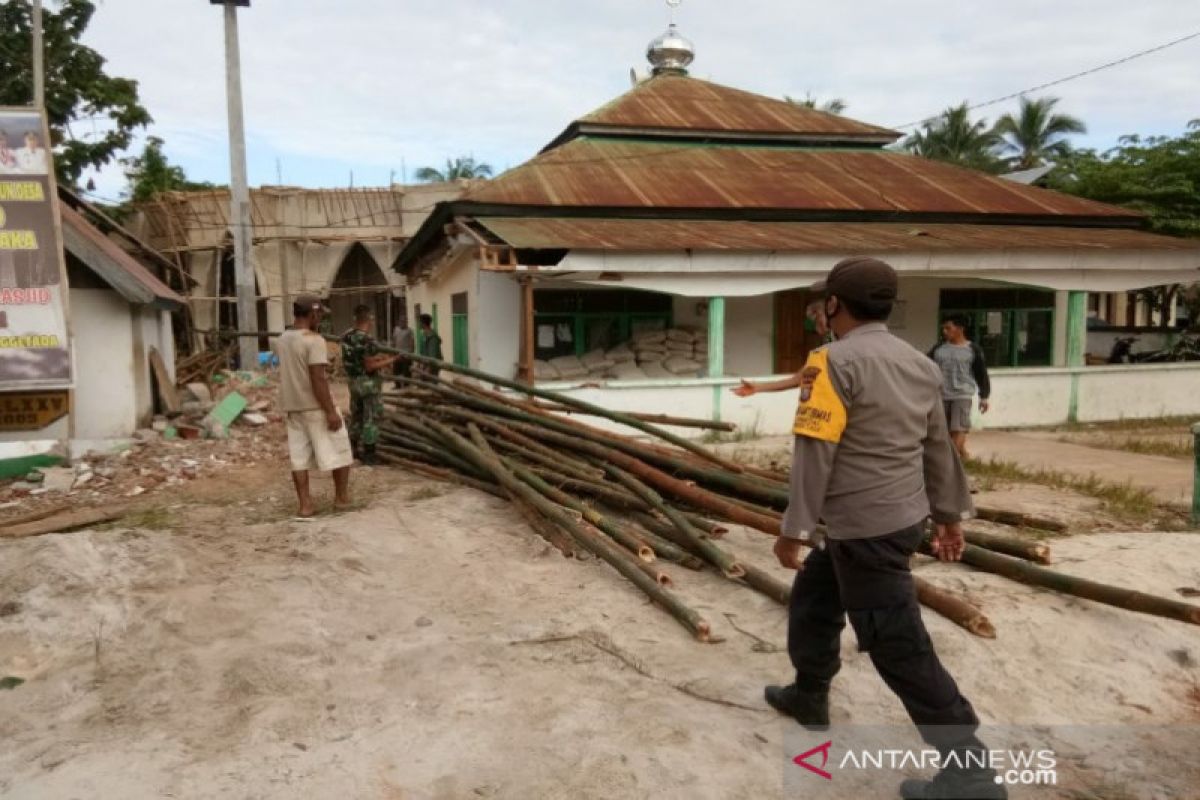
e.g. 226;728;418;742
348;375;384;450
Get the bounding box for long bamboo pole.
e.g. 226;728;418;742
934;542;1200;626
973;506;1068;533
503;418;784;534
964;528;1052;565
914;580;997;639
523;400;738;432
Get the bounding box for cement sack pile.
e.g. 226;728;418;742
581;349;617;378
533;360;560;381
606;343;636;364
549;355;589;380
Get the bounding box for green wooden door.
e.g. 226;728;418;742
451;292;468;367
452;315;469;367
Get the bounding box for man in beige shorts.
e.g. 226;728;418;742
273;295;353;517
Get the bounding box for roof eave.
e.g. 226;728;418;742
540;122;901;153
445;202;1147;229
59;204;185;309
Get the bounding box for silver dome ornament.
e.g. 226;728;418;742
647;22;695;76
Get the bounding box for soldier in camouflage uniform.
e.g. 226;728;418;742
341;305;396;465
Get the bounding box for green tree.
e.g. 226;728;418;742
992;96;1086;169
0;0;151;184
1050;122;1200;329
785;93;847;115
903;103;1003;172
414;156;494;183
1049;122;1200;238
121;136;215;204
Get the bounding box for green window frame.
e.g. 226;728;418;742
938;289;1055;368
533;290;673;360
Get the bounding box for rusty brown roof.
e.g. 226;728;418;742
545;74;900;149
463;138;1141;221
60;203;184;308
475;217;1196;253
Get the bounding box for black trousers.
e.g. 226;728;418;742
788;523;980;750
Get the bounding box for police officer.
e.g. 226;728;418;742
763;257;1005;799
341;304;397;465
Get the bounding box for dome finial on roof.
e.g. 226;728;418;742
647;0;694;76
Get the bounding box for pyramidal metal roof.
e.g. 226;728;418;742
461;137;1139;221
542;73;902;151
395;73;1166;272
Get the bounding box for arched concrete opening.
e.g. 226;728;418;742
216;241;268;353
330;244;392;338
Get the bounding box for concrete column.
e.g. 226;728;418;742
708;297;725;422
1066;290;1087;424
1065;291;1087;367
707;297;725;378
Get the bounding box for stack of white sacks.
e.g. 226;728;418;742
532;328;708;382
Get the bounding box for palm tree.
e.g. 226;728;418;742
992;96;1087;169
903;103;1003;172
785;92;847;115
413;156;494;183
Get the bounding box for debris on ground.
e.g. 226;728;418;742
0;369;286;522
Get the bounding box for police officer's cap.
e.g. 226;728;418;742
810;257;898;305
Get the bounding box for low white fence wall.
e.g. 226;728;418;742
541;363;1200;438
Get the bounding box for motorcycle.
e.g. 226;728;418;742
1107;336;1139;363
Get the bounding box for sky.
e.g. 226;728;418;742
73;0;1200;201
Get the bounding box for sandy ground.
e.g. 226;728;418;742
1;459;1199;799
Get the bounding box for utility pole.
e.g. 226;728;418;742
213;0;258;370
32;0;44;108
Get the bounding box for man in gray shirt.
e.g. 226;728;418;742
392;317;415;387
929;314;992;460
765;258;1005;799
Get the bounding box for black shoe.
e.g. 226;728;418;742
764;684;829;730
899;768;1007;799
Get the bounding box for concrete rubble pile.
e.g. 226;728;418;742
0;370;285;519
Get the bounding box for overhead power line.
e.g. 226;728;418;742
893;29;1200;130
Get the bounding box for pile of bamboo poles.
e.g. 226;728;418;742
227;332;1200;639
378;367;1200;640
378;370;1007;641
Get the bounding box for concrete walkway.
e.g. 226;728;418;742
969;430;1195;509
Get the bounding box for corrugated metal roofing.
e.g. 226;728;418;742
476;217;1196;253
463;138;1140;220
571;74;899;143
60;203;184;308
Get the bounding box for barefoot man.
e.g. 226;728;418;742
273;295;353;517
